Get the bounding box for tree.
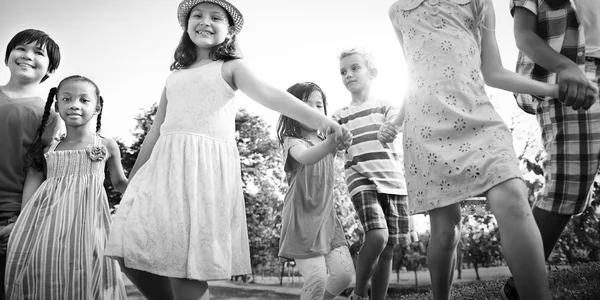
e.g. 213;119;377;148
103;104;158;209
461;215;503;280
235;108;285;277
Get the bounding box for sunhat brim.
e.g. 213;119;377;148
177;0;244;34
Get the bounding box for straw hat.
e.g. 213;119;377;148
177;0;244;34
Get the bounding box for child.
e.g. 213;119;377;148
501;1;600;299
4;75;128;299
383;0;559;299
0;29;60;300
276;82;355;300
333;49;411;300
104;1;351;300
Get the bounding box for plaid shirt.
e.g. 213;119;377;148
510;0;588;114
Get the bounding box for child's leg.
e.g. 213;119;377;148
350;191;391;298
323;246;355;300
354;229;388;298
427;203;461;300
169;278;209;300
114;257;173;300
370;243;394;300
295;256;328;300
487;178;550;300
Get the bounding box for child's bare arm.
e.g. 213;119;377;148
513;6;597;110
129;88;168;179
104;137;128;193
288;130;341;166
228;59;347;142
480;0;558;99
21;170;44;209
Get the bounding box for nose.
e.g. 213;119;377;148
21;49;33;60
69;102;80;110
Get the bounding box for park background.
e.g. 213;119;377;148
2;0;599;298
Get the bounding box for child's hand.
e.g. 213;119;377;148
337;125;352;151
556;65;597;110
378;122;400;144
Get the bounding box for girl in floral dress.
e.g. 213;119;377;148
5;75;128;299
379;0;558;299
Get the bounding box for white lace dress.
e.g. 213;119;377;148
105;60;252;280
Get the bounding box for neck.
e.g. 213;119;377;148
63;125;95;141
350;89;371;106
1;77;41;98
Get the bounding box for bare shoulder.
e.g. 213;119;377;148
222;58;247;90
100;136;120;152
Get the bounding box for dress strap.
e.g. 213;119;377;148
93;134;101;146
47;134;64;152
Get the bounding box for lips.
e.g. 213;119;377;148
16;62;35;69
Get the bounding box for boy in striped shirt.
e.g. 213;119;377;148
333;49;410;300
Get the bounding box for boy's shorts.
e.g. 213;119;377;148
351;190;411;245
534;57;600;215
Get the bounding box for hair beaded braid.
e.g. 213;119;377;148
23;87;57;172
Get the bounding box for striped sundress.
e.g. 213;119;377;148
5;135;126;299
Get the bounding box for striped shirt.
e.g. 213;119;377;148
510;0;588;114
332;99;407;197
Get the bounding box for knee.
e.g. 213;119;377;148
488;180;531;220
364;229;389;249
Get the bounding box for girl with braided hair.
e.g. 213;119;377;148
4;75;128;299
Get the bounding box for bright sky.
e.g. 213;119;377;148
0;0;532;146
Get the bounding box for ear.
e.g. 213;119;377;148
94;104;102;115
54;102;59;112
369;67;378;79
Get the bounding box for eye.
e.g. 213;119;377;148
340;70;346;76
212;16;224;21
15;46;25;51
191;13;202;19
35;51;45;56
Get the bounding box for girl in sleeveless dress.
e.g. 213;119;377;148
104;1;351;300
276;82;354;300
5;75;128;299
379;0;557;299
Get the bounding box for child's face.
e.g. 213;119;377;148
187;2;231;50
299;90;325;131
339;54;375;94
55;81;99;129
6;42;50;83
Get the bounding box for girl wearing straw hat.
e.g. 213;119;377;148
104;1;352;299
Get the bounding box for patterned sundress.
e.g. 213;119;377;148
5;135;126;299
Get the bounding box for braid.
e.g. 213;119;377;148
24;87;56;172
96;95;104;134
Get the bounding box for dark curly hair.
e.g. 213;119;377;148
24;75;104;172
276;82;327;146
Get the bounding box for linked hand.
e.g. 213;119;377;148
378;122;400;144
557;64;597;110
338;126;352;151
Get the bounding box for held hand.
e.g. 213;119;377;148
338;125;353;151
557;64;595;110
378;122;400;144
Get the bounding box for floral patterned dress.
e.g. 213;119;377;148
5;135;127;299
389;0;522;214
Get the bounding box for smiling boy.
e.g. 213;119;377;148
0;29;61;300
